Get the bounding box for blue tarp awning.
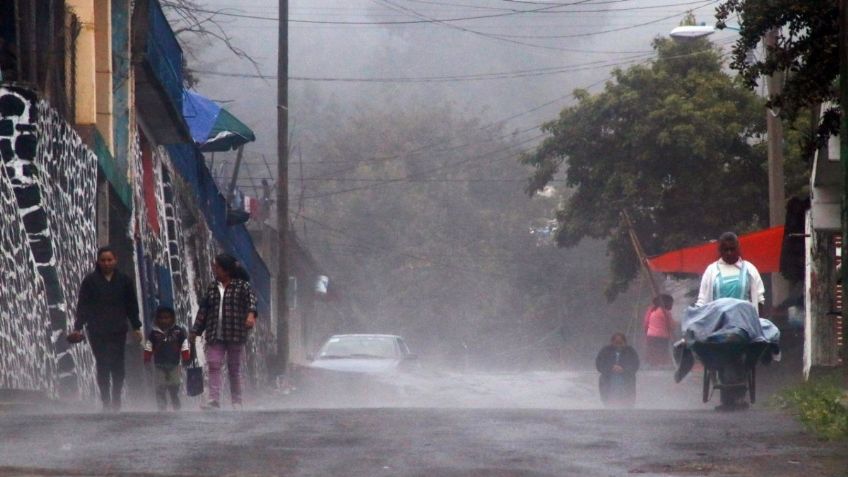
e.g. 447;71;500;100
182;89;256;152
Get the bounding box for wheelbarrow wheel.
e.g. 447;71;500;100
702;369;711;403
748;366;756;404
718;365;746;407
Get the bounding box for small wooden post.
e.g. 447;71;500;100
621;210;661;299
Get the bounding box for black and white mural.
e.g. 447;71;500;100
1;85;274;396
0;161;53;391
0;86;98;395
161;164;197;330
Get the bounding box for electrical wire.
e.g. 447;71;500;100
296;214;518;279
190;54;651;82
188;0;721;24
185;1;578;25
215;43;735;198
298;135;543;200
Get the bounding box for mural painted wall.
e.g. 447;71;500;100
0;161;53;391
0;86;98;395
1;85;277;398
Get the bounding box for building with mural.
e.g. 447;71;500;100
0;0;297;400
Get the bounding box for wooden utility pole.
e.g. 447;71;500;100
276;0;290;375
764;28;789;308
621;211;661;299
839;0;848;376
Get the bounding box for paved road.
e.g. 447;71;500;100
0;408;845;477
0;371;844;477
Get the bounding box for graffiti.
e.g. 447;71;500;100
1;86;275;396
161;164;196;331
0;86;98;395
35;100;98;395
0;165;53;391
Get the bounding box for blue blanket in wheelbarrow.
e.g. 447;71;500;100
674;298;780;383
682;298;780;346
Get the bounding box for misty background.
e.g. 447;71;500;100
175;0;739;368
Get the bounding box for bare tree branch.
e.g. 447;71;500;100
159;0;264;83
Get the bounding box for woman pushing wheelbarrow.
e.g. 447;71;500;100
674;232;780;411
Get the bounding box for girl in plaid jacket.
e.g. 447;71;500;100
190;253;257;409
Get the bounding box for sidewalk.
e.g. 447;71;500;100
0;389;93;414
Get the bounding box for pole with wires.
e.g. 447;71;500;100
276;0;290;377
764;28;789;310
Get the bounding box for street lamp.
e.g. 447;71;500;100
669;24;740;40
669;25;717;39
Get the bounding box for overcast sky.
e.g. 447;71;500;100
183;0;739;193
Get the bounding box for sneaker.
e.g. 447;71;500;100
232;402;243;411
200;400;220;411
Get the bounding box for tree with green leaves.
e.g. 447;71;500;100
716;0;840;139
522;37;770;300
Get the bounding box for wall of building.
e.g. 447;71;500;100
0;86;98;396
1;0;282;400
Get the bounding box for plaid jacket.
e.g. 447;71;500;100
192;279;258;344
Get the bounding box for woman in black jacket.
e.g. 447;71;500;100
595;333;640;408
71;246;142;412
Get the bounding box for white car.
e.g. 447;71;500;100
294;334;418;405
310;334;417;373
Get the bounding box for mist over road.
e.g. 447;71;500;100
1;371;845;477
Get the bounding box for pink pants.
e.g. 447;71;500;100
205;343;244;404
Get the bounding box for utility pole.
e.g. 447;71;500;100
839;0;848;375
275;0;290;376
764;28;789;309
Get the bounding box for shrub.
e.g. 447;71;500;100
773;380;848;440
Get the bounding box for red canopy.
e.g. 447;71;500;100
647;226;784;274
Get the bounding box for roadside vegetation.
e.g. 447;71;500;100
774;379;848;440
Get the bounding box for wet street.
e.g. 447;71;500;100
0;372;845;477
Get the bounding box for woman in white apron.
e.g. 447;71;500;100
696;232;765;316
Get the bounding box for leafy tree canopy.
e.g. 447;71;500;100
716;0;840;139
522;37;770;300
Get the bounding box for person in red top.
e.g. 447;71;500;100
643;294;674;367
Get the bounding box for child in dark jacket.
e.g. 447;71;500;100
144;306;190;410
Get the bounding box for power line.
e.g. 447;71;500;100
368;0;717;54
296;214;517;278
188;0;721;24
299;134;543;200
212;44;734;200
190;54;652;82
185;1;574;25
398;0;630;11
494;1;723;38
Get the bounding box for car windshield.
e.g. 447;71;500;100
319;336;398;359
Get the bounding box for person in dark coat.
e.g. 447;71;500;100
595;332;640;408
144;306;190;411
69;246;142;411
